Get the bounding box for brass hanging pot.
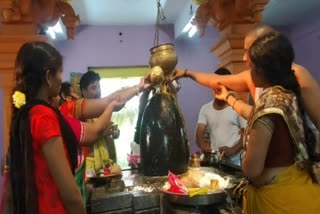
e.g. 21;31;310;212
149;43;178;77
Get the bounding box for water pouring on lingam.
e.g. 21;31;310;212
133;1;239;210
141;42;190;175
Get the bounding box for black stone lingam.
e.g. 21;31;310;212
140;93;190;176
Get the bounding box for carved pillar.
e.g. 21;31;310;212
211;23;258;74
0;0;79;156
0;1;47;156
194;0;269;101
208;0;270;74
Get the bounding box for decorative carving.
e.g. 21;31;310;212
59;2;80;40
193;0;269;37
1;0;79;39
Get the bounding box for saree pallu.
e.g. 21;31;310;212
243;164;320;214
60;99;87;121
243;86;320;214
61;99;88;205
64;116;87;205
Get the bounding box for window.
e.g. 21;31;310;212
99;77;141;168
93;66;149;168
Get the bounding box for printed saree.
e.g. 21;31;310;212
242;86;320;214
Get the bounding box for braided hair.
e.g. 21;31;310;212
9;42;79;214
249;32;320;163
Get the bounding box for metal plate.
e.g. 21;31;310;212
87;173;122;182
161;189;226;206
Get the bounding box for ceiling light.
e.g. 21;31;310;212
51;21;63;33
188;26;197;38
182;14;195;33
46;20;65;40
47;28;56;39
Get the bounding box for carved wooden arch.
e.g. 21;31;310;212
194;0;269;37
1;0;79;39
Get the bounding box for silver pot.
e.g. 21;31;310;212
202;152;220;166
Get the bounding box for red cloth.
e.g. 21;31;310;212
264;115;295;167
65;116;82;143
60;99;86;121
29;105;69;214
0;171;8;213
60;100;87;179
64;116;86;170
60;100;76;119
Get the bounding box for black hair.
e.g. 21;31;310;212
79;70;100;93
59;81;72;105
10;42;79;214
60;82;72;97
214;67;231;75
246;25;276;39
249;32;320;163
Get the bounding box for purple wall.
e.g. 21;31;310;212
55;25;220;154
287;17;320;82
174;27;220;153
55;25;175;80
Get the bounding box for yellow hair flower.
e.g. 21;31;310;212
12;91;26;109
193;0;208;5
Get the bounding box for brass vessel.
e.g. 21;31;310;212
149;66;164;85
149;43;178;76
189;154;200;168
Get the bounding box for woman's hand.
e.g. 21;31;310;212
213;84;230;101
138;76;152;91
110;98;126;112
104;122;114;136
171;68;185;81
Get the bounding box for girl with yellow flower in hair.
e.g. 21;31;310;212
6;42;87;214
1;42;151;214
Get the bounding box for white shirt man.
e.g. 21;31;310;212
196;68;247;165
198;100;246;150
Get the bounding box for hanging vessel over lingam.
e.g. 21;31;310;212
148;43;180;95
139;43;190;176
149;43;178;76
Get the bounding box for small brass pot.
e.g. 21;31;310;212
189;154;201;168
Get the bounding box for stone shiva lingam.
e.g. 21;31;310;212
139;43;190;176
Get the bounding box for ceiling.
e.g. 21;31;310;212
70;0;320;27
70;0;190;25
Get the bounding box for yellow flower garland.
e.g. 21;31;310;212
12;91;26;109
